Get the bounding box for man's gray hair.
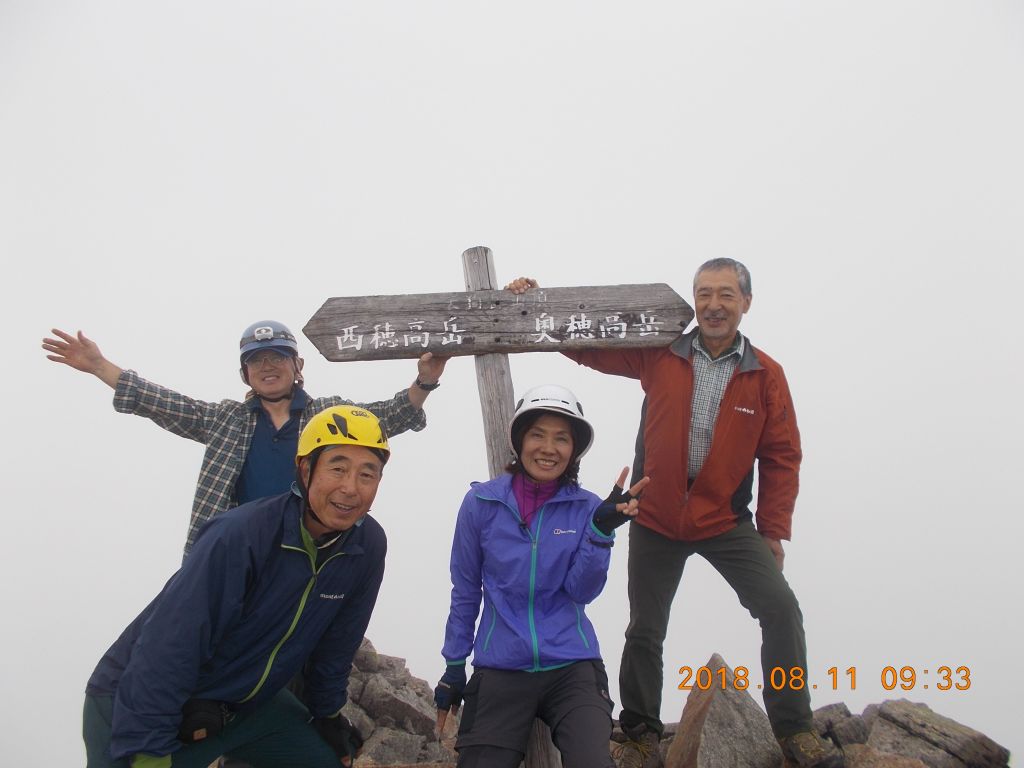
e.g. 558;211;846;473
693;258;752;297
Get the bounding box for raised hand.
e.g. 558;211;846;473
42;328;123;388
593;467;650;535
504;277;538;294
416;351;448;385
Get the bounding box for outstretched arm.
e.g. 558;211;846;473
42;328;123;389
44;329;224;445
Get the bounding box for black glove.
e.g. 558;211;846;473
177;699;227;743
433;664;467;711
593;483;636;535
312;713;363;763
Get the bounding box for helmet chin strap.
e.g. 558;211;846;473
297;450;347;535
257;387;294;403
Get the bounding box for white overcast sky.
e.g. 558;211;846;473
2;2;1022;765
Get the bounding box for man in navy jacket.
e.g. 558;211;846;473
83;405;391;768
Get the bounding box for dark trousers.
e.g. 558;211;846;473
83;688;339;768
619;520;812;738
456;661;615;768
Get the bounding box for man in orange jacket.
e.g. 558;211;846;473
507;260;843;768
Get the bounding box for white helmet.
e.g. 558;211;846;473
509;384;595;460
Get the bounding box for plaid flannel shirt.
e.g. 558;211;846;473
688;333;744;478
113;369;426;555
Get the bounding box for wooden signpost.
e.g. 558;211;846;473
305;246;694;767
303;283;692;362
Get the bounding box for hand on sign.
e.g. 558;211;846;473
416;351;448;385
504;277;538;294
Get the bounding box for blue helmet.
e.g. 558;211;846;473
239;321;299;365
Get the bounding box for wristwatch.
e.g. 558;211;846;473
415;377;441;391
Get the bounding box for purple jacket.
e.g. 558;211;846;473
442;473;615;671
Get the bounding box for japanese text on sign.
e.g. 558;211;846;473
335;311;665;351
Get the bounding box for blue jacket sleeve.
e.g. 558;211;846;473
109;518;254;760
562;498;614;604
303;530;387;717
441;489;485;663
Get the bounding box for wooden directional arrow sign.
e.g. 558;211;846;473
303;283;694;362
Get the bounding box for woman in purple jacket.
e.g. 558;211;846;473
434;384;649;768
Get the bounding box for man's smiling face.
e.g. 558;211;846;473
301;444;383;536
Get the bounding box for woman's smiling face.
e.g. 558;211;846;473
518;413;574;483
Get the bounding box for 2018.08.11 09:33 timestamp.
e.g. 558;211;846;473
677;665;972;693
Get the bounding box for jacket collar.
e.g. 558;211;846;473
670;328;763;374
246;387;310;413
472;472;593;507
282;491;365;556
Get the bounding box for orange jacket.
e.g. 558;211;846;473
565;331;801;542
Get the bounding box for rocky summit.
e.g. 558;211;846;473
338;644;1010;768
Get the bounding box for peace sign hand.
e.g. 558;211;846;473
592;467;650;535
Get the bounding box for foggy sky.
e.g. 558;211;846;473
2;2;1021;765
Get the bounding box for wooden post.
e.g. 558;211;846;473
460;247;517;477
461;246;560;768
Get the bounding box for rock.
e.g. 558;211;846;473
813;702;867;747
869;700;1010;768
814;702;853;732
340;700;376;741
419;737;458;764
359;674;438;738
862;704;881;734
869;718;965;768
334;644;1012;768
842;743;929;767
663;653;782;768
358;727;428;765
354;637;385;673
344;637;456;763
831;716;869;748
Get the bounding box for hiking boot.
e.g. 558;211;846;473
778;731;845;768
613;723;663;768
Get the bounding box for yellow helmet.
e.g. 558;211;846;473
296;406;390;465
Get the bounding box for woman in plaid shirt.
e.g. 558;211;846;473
43;319;446;555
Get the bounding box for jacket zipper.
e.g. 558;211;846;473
238;543;347;703
478;490;554;672
527;507;545;671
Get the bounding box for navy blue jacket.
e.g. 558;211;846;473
87;491;386;760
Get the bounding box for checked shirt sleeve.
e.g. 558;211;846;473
315;388;426;438
113;370;229;444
